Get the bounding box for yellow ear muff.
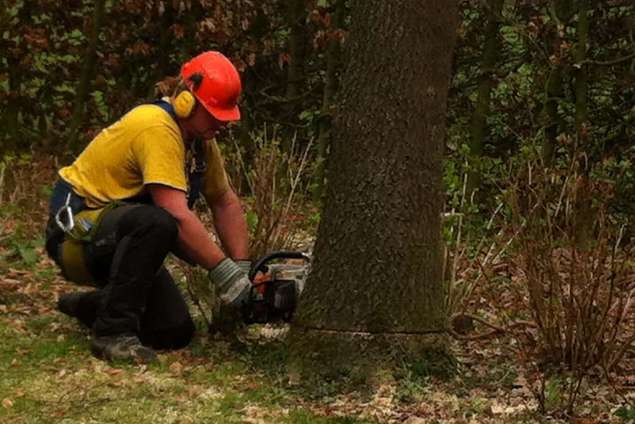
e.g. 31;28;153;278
173;91;196;118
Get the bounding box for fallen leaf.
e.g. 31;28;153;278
169;361;183;376
105;367;125;377
491;402;505;415
571;419;599;424
403;416;426;424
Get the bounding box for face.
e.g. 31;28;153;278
186;103;227;140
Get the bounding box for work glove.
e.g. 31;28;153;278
235;260;252;276
208;258;252;307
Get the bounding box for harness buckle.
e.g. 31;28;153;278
54;193;75;234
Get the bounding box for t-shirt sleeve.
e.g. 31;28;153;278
202;139;230;202
132;126;187;191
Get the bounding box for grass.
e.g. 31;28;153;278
0;300;374;423
0;156;632;423
1;276;537;424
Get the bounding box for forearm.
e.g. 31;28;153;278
175;209;226;269
148;184;228;269
210;191;249;260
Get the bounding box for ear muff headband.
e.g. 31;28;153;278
173;91;196;118
173;74;204;119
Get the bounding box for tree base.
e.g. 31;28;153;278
288;326;452;384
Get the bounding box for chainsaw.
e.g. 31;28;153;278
242;251;311;324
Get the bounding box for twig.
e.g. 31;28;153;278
579;52;635;67
607;333;635;372
232;136;255;196
446;169;468;313
0;161;5;205
450;328;501;341
283;136;313;218
56;380;111;404
449;313;537;341
600;361;632;407
185;272;212;329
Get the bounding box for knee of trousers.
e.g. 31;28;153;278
126;206;179;244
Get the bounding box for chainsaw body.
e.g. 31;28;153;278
241;251;310;324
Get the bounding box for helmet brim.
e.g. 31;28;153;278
204;103;241;122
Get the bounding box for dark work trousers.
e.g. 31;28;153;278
73;267;195;349
46;181;195;349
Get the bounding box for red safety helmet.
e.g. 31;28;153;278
180;51;242;121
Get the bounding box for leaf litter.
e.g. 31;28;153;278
0;155;632;423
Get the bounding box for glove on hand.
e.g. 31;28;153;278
236;260;252;277
208;258;252;307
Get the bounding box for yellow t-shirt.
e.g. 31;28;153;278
59;103;229;208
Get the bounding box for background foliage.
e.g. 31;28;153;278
2;1;634;219
1;0;634;419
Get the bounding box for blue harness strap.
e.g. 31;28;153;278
152;100;206;209
153;99;177;120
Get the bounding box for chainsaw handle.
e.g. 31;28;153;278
249;250;310;281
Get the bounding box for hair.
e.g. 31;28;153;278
155;73;203;100
155;76;186;99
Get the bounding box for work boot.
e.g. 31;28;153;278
57;292;84;318
91;334;158;364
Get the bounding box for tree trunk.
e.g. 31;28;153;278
285;0;307;107
574;1;589;144
466;0;504;196
542;0;573;166
289;0;458;378
543;66;563;166
67;0;106;152
314;0;347;203
573;0;593;247
4;57;21;152
2;0;33;152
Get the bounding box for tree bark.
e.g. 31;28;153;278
289;0;458;378
67;0;106;152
